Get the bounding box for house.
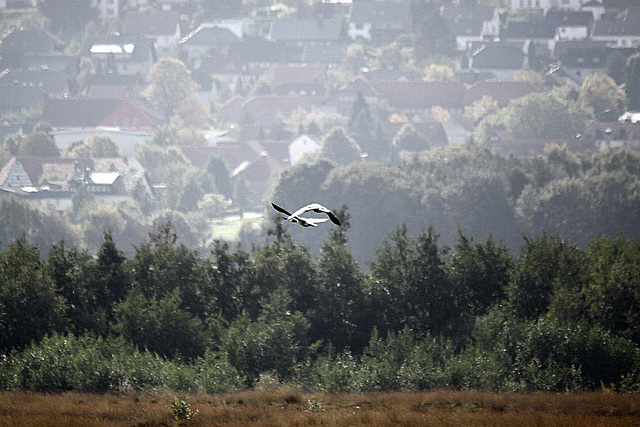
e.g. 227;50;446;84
544;9;594;42
271;64;328;96
0;27;64;68
218;95;338;129
123;11;182;57
179;24;239;60
0;85;45;115
467;42;528;80
367;80;467;116
579;121;640;151
440;3;500;51
382;119;449;150
348;1;411;45
0;156;154;209
0;27;63;55
300;43;347;65
464;81;540;108
269;18;344;46
487;131;588;157
43;98;161;130
552;40;612;84
592;7;640;48
289;134;321;164
0;69;71;98
20;54;80;79
86;35;156;76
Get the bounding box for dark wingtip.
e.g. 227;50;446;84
328;212;341;226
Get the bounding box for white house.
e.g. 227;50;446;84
289;134;320;165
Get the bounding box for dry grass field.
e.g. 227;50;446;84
1;389;640;426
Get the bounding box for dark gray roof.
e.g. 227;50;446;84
0;85;46;110
269;18;343;42
229;38;289;63
0;27;63;54
301;43;347;64
349;1;411;26
594;7;640;36
440;3;496;36
0;69;70;96
20;54;80;76
42;98;122;127
180;25;239;46
471;43;525;69
503;21;543;39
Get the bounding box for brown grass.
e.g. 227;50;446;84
1;389;639;426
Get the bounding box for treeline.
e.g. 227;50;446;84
2;220;640;393
269;144;640;265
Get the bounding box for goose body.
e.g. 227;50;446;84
271;202;341;227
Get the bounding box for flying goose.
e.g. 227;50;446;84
271;202;341;227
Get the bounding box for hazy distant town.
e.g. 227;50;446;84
2;0;640;399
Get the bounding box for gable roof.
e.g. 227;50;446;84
272;64;328;88
464;81;540;107
20;54;80;75
0;157;93;188
229;38;289;63
369;81;466;109
381;120;448;148
0;69;70;96
0;27;63;54
43;98;122;127
176;142;258;172
440;3;496;36
593;7;640;36
470;43;525;69
269;18;343;42
301;43;347;64
0;85;46;110
180;25;239;46
349;1;411;27
123;11;181;36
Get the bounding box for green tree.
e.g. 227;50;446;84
0;237;66;351
423;64;455;82
143;58;198;119
92;231;129;324
393;123;427;152
128;223;209;320
414;12;456;59
578;73;626;121
343;43;366;73
606;49;627;85
503;86;590;140
625;53;640;110
47;241;100;335
18;131;59;157
312;212;368;352
449;231;513;319
87;134;120;158
205;155;233;198
370;225;456;339
319;127;362;165
506;234;589;320
113;287;208;359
